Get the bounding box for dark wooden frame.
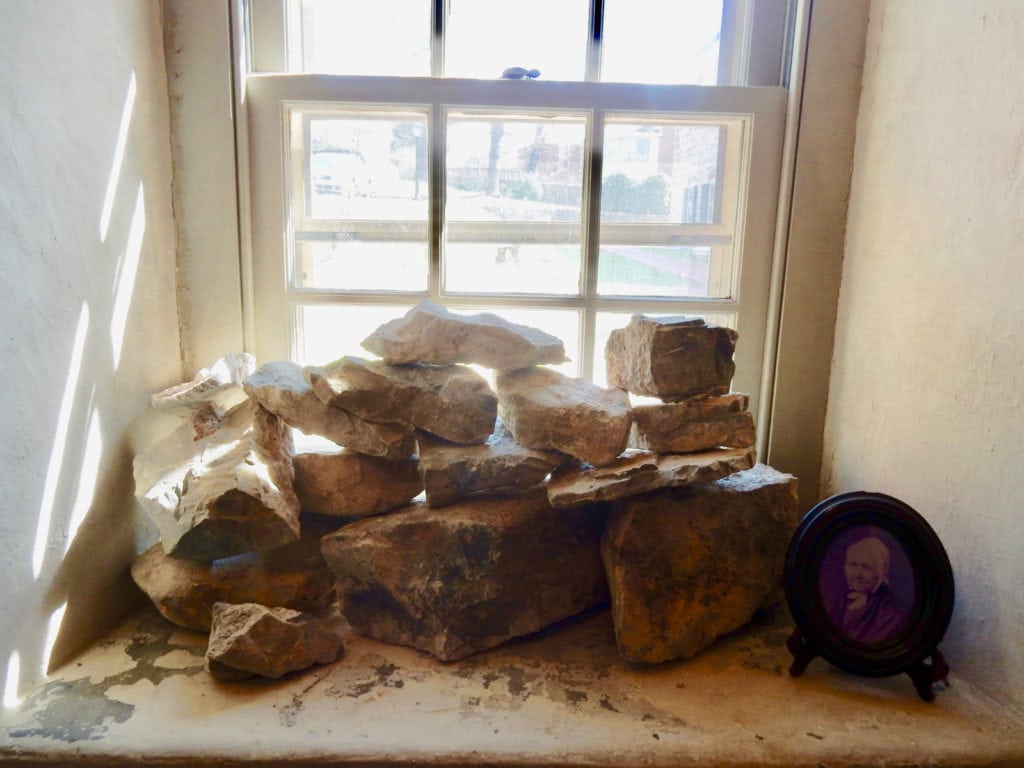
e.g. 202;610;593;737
784;491;955;701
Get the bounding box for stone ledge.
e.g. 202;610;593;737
1;605;1022;768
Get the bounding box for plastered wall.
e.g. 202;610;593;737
823;0;1024;707
0;2;182;699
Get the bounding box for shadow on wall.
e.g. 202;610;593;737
1;1;181;709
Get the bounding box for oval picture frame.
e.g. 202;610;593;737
784;491;955;700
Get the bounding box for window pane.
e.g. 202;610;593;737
444;112;587;295
601;0;723;85
294;240;428;292
295;304;415;366
597;245;711;298
445;0;588;80
297;0;430;76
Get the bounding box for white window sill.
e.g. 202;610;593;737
2;604;1022;767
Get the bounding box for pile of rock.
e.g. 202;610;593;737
131;301;797;679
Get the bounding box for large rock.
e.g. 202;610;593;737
130;537;338;631
244;360;415;459
605;315;738;400
309;357;496;445
206;602;347;681
417;424;568;507
495;366;631;466
547;447;756;508
150;353;255;439
293;449;423;518
362;300;567;370
134;401;301;561
601;464;798;663
629;393;756;453
320;490;609;661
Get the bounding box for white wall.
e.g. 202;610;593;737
0;1;182;699
823;0;1024;706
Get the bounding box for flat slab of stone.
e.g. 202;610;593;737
319;490;609;661
244;360;415;459
547;446;756;508
495;366;631;466
133;401;301;561
605;315;738;399
130;537;339;632
601;463;798;663
293;449;423;518
309;357;496;445
629;393;756;453
417;424;568;507
206;603;347;681
362;300;567;370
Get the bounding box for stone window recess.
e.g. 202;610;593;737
131;303;796;681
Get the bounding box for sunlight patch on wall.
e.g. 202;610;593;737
110;183;146;370
33;303;91;580
3;652;22;709
42;603;68;677
100;72;137;243
64;410;104;556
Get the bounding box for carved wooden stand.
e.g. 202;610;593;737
786;628;950;703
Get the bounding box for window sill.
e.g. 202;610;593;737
2;605;1022;767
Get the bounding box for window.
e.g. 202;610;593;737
244;0;790;406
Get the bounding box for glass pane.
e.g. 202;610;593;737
597;245;711;298
601;121;722;225
601;0;723;85
446;0;588;80
294;240;428;292
297;0;430;76
295;304;416;366
592;311;736;387
444;112;587;295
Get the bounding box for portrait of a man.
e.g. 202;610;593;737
822;532;914;645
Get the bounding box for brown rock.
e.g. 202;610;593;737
601;464;798;663
495;366;631;466
293;449;423;518
417;424;568;507
629;393;756;453
362;300;567;370
130;536;338;632
133;401;301;562
244;360;415;459
319;491;609;661
605;315;738;399
547;447;756;508
206;602;347;681
309;357;496;445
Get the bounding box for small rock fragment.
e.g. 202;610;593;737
130;537;338;631
547;447;756;508
206;602;347;681
417;424;568;507
150;353;255;439
629;393;756;453
362;300;567;370
601;464;798;663
309;357;496;445
605;315;738;399
293;449;423;518
495;366;631;466
244;360;415;459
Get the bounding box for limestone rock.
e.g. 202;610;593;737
293;449;423;518
417;424;568;507
547;446;756;508
601;463;798;663
362;300;567;370
309;357;496;445
320;490;609;661
605;315;738;399
244;360;415;459
495;366;631;466
629;393;756;453
134;400;301;561
150;353;255;439
206;602;347;681
130;537;338;631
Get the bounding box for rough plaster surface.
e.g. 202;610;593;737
823;0;1024;708
0;1;181;699
1;605;1022;767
